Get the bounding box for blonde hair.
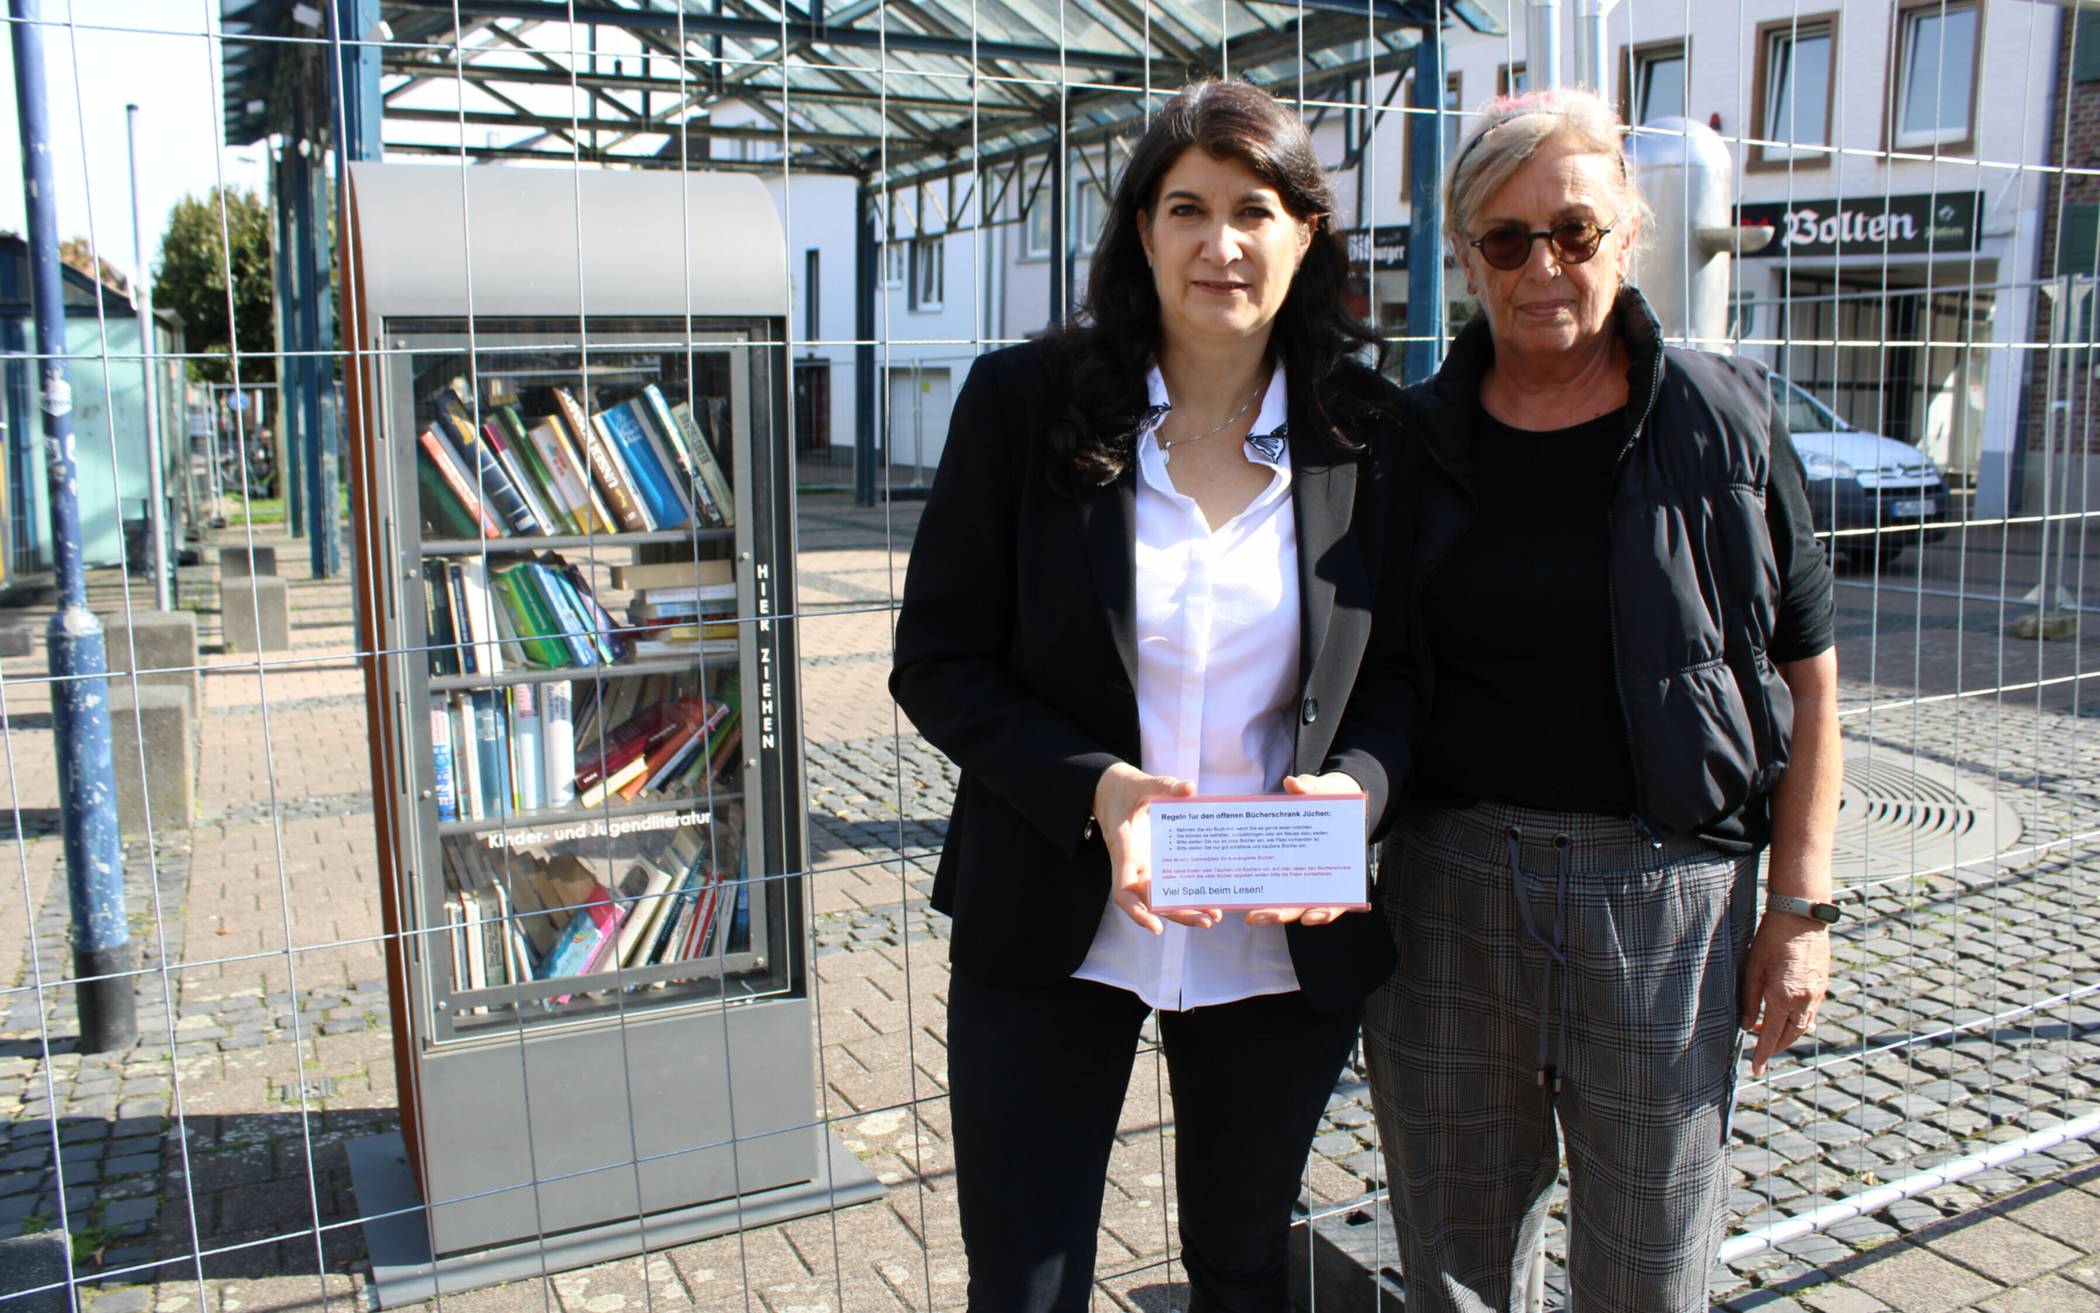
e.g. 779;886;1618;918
1444;87;1652;259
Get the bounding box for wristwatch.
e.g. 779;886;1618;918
1768;893;1843;926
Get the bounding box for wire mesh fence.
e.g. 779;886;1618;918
0;1;2095;1311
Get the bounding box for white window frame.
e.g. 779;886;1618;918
1023;178;1053;260
910;235;944;312
880;240;906;290
1893;2;1978;150
1072;176;1108;255
1630;43;1688;127
1761;20;1835;160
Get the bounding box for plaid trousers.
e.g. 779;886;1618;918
1363;802;1758;1313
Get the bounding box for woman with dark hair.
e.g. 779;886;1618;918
890;79;1419;1311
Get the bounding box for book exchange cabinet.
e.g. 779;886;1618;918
342;164;877;1301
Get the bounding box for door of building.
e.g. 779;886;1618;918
885;364;952;487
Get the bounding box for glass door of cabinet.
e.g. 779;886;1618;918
376;316;794;1045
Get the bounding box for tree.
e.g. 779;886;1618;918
153;187;275;384
58;236;129;295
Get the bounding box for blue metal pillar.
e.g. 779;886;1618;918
1405;28;1448;385
853;182;877;508
273;146;306;537
11;0;133;1051
297;144;340;577
333;0;384;162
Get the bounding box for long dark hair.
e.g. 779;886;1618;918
1046;79;1384;491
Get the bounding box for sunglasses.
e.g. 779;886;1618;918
1468;220;1614;271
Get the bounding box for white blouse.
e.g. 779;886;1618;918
1070;361;1304;1011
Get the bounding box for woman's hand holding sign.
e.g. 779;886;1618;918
1093;762;1217;933
1243;772;1365;927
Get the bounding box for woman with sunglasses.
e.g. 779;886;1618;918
1363;88;1840;1312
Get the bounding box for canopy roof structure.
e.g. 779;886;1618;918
222;0;1503;192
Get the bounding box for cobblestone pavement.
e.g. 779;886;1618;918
0;499;2092;1313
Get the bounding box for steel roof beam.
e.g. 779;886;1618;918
386;0;1157;74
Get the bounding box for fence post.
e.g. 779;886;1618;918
10;0;134;1052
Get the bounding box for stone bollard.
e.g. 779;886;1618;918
108;683;193;834
219;542;277;577
0;1228;69;1311
223;574;290;652
103;608;200;716
0;622;31;658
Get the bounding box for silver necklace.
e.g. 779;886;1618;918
1157;385;1263;463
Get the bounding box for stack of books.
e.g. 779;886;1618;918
612;557;739;656
431;673;740;821
440;832;750;1000
417;382;734;540
424;554;628;676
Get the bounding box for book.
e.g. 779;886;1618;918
639;385;724;527
542;679;577;809
431;697;458;822
619;696;715;800
423;564;461;676
417;429;504;539
489;564;571;669
435;391;537;535
524;414;606;534
445;564;477;676
496;407;576;534
614;859;677;969
456;562;505;676
417;452;492;542
641;696;730;795
629;395;702;527
601;400;688;530
535;884;622;983
669;401;735;529
609;557;733;593
547;405;623;534
482;414;558;535
557;388;649;531
551;557;629;662
471;691;510;818
523;561;603;668
511;683;544;811
453;695;483;821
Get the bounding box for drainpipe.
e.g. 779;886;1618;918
1525;0;1563;90
1574;0;1619;94
11;0;134;1052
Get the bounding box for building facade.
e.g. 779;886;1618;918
726;1;2065;513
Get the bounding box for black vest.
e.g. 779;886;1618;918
1410;288;1794;837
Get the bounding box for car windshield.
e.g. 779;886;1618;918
1770;375;1854;433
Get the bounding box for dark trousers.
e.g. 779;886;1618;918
947;971;1360;1313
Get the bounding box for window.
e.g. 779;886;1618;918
910;236;943;312
1023;176;1053;259
2077;8;2100;85
2058;202;2100;278
1755;16;1835;166
1892;2;1978;150
1498;62;1527;97
803;248;820;344
880;240;905;289
1626;42;1688;127
1073;177;1108;254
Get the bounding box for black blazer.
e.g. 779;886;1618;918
889;338;1419;1013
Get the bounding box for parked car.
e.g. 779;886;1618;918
1769;373;1949;568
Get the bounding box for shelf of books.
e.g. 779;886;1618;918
343;165;876;1296
383;324;790;1044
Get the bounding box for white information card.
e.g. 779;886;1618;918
1147;794;1368;911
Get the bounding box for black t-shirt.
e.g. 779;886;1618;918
1416;405;1835;850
